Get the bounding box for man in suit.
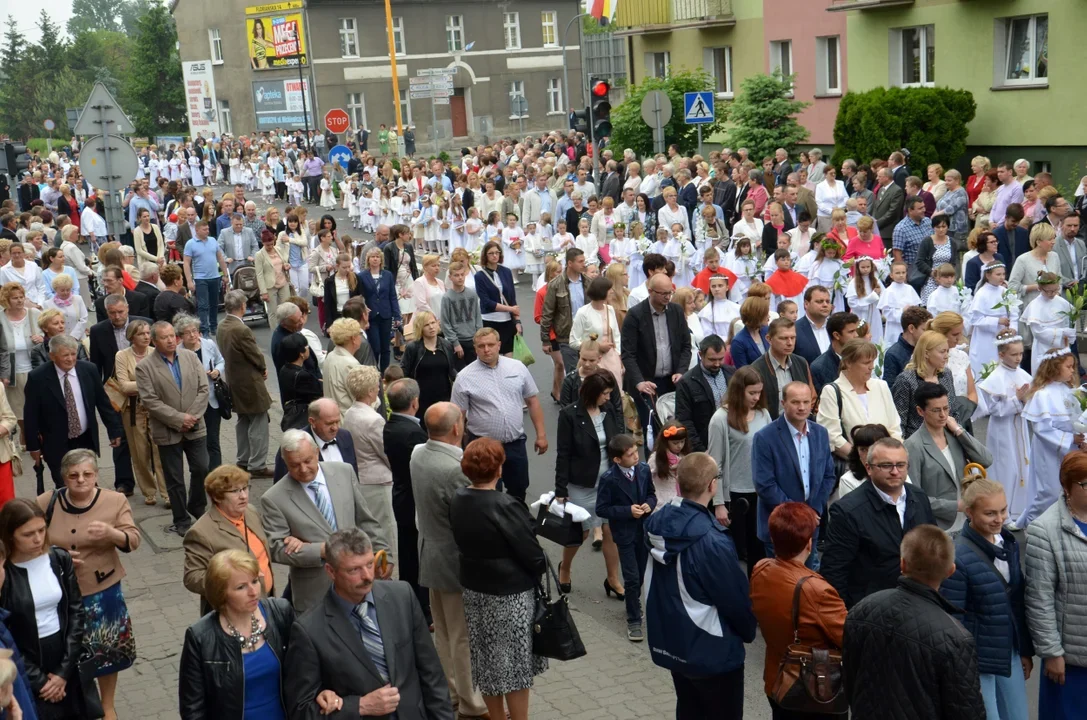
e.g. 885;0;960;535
284;527;452;720
788;172;818;223
871;168;906;244
904;383;993;531
24;335;123;488
772;148;791;187
600;160;623;205
810;312;859;395
1056;213;1085;288
888;151;909;189
136;321;210;536
17;174;40;212
261;430;392;612
792;286;832;365
356;126;369;152
751;382;836;569
821;437;937;608
217;290;273;478
134;263;162;309
520;173;558;227
175;205;199;247
621;273;693;444
94;268;149;319
674;335;735;453
411;402;488;718
781;185;803;231
751;318;815;419
218;213;260;275
994;204;1031;266
384;379;431;623
712;165;738;230
274;398;358;481
676;168;699;229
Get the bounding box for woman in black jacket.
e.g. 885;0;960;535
0;498;100;720
179;549;341;719
554;369;626;599
451;438;547;720
401;311;457;425
277;334;322;429
321;252;363;332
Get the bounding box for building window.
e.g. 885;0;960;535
392;16;405;55
399;89;413;126
510;81;528;118
645;51;670;79
209;28;223;63
339;18;358;58
893;25;935;86
446;15;464;53
504;12;521;50
542;11;557;47
999;14;1048;86
547;78;563;114
703;46;732;97
770;40;792;79
348;93;366;130
816;36;841;95
218;100;231;135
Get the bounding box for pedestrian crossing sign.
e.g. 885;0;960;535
683;91;715;125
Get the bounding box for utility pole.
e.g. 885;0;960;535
384;0;405;155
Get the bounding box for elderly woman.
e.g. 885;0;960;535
655;187;689;239
255;228;292;319
966;156;992;209
35;449;139;720
30;309;88;369
750;502;848;719
323;317;363;414
108;318;168;509
746;169;770;218
42;273;88;340
341;365;398;562
1026;450;1087;718
402;311;457;423
176;314;226;471
0;498;100;719
970;170;999;227
815;166;848;233
41;248;79;302
935;169;970;241
892;330;959;439
451;438;547;720
180;550;315;720
0;282;41;444
818;339;902;463
923;164;947;201
183;466;274;617
58;225;93;311
0;243;47;310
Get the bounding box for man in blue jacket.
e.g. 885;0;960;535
644;452;756;720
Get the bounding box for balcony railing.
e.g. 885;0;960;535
616;0;734;33
826;0;914;12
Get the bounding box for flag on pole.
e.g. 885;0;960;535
587;0;614;23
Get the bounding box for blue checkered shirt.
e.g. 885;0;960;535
892;216;933;268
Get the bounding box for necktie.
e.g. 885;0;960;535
63;372;81;439
310;481;337;530
354;601;389;682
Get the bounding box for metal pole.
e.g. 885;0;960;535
562;13;591;122
697;126;702;158
653;93;664;154
97;103;117;237
297;53;310;139
384;0;405;144
431;99;438;156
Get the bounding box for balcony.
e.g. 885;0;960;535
615;0;735;36
826;0;914;11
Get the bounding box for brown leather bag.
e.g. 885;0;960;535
768;576;849;714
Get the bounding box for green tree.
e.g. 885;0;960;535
119;0;154;36
832;87;976;175
0;16;37;138
724;70;810;159
67;0;127;35
610;70;727;159
125;0;185;136
1;14;25;67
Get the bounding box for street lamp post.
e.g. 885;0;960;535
562;13;591;123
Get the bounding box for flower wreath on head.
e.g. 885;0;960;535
1037;272;1060;286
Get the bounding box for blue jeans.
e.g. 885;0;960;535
366;314;393;371
980;655;1028;720
765;526;820;571
616;538;648;626
194;278;221;336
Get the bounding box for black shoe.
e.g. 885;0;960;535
117;486;134;497
557;561;571;594
604;579;625;601
627;624;644;642
166;523;191;537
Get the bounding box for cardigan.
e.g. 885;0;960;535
817;376;903;453
475;265;517;317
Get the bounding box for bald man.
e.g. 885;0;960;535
410;402;486;717
272;398;358;481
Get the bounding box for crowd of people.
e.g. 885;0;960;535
0;129;1085;720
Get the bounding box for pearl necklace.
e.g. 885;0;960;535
225;613;265;653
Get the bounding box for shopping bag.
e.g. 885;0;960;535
512;334;536;366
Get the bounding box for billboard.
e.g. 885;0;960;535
252;79;314;131
246;1;308;70
182;60;221;139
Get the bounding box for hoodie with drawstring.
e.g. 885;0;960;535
644;496;757;678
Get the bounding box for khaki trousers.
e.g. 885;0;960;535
430;589;487;717
124;403;168;502
359;483;399;571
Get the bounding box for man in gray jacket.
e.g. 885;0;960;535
217;213;259;274
410;402;487;718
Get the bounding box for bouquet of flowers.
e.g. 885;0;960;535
872;341;887;380
1071;385;1087;434
737;253;761;281
992;287;1022;319
831;259;855;295
955;278;974;316
635;237;652;255
874;256;893;283
1062;284;1087;331
468;248;482;268
979;361;999;381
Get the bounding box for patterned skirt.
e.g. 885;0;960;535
462;588;547;696
82;583;136;676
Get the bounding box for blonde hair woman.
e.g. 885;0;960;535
0;282;40;445
43;273;88;340
412;254;446;317
928;311;977;405
402;310;457;421
818;339;902;463
892;330;958;439
673;286;703;369
324;317;364;414
924;164;947;201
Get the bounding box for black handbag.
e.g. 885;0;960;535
214;376;233;420
533;501;584;547
532;556;586;661
281;400;309;431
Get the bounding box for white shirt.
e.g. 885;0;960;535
627;282;650;309
992;533;1010;582
811;320;831;353
15;554;62;637
316;434;345;464
875;485;907;527
56;365;89;435
1065;238;1080;280
298;467;335;521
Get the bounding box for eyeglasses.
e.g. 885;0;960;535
224;484;251;496
651;289;675;297
872;462;908;472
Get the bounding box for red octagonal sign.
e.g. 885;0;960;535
324;108;350;134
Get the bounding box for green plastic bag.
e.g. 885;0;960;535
512;334;535;367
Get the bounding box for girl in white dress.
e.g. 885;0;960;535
358;187;375;233
726;237;759;303
670;225;695;288
204;153;216;185
806;238;845;312
260;166;276;203
1020;272;1077;374
925;265;961;316
967;262;1017;377
240;161;254;192
288;174;304;207
501;213;526;274
846;257;884;347
319;172;336;210
225;153;239;186
552;219;575;265
463;208;484;252
538;213;554;253
574;218;598;267
698;275;740;339
248;157;260;191
180;153;192;184
628;221;648;288
483;211;502;245
189;153;204;187
1015;347;1083;527
877;262;921;345
973;331;1033;519
343;181;358;227
388;190;404;228
447;197;467;254
522;222;547;284
649;226;681;276
608;224;636;275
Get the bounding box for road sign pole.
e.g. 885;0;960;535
653;93;664;154
697;126;702;158
431;99;438;156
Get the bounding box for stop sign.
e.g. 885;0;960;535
324;108;350;134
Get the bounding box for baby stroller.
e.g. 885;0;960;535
231;263;269;327
645;391;676;453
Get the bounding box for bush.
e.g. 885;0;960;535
725;70;811;160
832;87;976;175
610;70;727;159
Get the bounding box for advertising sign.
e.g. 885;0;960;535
252;79;314;131
182;60;221;139
246;1;307;70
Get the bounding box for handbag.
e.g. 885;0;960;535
214;375;233;420
533;501;584;547
532;556;586;661
769;576;848;714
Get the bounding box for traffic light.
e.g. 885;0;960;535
0;143;30;178
571;107;590;135
590;79;612;140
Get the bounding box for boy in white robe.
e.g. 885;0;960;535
878;261;921;345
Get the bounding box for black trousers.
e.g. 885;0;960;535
730;490;764;577
159;436;209;526
393;493;431;622
204;405;222;470
453;341;476;371
769;697;847;719
672;667;745;720
112;434;135;493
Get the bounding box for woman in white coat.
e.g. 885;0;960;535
568;276;623;387
817;340;902;467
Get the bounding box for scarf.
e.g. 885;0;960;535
52;295;73;307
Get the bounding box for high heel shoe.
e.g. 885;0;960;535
603;579;625;601
557;561;571;594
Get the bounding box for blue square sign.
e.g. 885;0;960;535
684;92;715;125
